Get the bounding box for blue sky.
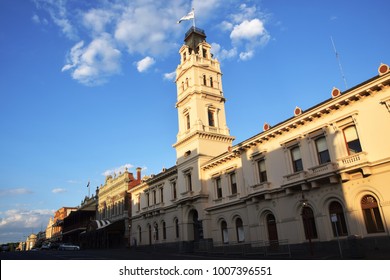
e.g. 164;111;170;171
0;0;389;244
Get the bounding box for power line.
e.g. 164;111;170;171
330;36;348;90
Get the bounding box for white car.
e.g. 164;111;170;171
58;243;80;251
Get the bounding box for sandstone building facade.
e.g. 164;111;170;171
128;27;390;256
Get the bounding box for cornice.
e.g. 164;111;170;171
202;71;390;170
173;130;235;148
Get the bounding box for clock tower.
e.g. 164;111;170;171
174;27;235;166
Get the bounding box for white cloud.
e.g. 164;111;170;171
32;14;40;24
230;4;257;23
52;188;67;194
62;34;121;85
102;163;134;177
213;3;271;61
230;19;266;42
83;8;113;34
0;188;33;197
219;21;233;31
163;71;176;81
136;56;155;73
34;0;78;40
0;209;55;243
34;1;272;83
211;43;237;61
239;51;254;61
0;209;54;242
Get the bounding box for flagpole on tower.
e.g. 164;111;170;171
192;8;196;28
87;180;90;198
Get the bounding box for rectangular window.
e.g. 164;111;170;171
160;188;164;203
137;196;140;211
343;125;362;154
172;181;177;199
230;173;237;195
291;146;303;172
146;193;150;207
315;136;331;164
153;190;157;205
215;177;222;198
186;173;192;192
208;109;215;127
257;159;268;183
186;114;190;130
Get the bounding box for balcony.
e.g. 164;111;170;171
337;152;369;170
283;171;308;185
337;152;371;181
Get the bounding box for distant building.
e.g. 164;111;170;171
25;234;37;251
45;217;54;240
62;196;97;246
82;167;141;248
128;27;390;257
51;207;78;242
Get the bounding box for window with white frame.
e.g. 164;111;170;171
230;172;237;195
257;158;268;183
343;125;362;155
290;146;303;172
160;187;164;204
171;180;177;200
315;136;331;164
221;220;228;244
137;195;140;211
215;177;222;199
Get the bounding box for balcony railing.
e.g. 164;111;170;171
308;162;338;178
337;152;368;170
283;171;308;185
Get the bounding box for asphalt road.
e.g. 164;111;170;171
0;249;234;260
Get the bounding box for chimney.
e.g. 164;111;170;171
136;167;142;181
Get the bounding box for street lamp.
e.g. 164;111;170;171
300;193;314;256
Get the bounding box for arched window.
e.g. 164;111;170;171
148;224;152;245
361;195;384;233
162;221;167;240
302;207;318;239
210;77;213;87
174;218;180;238
138;226;142;244
221;220;228;244
154;223;159;241
235;218;245;243
343;125;362;154
203;74;207;85
266;213;279;243
329;201;348;237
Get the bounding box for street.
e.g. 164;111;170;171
0;249;236;260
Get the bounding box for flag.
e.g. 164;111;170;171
86;181;90;188
177;10;194;24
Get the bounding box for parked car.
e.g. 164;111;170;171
58;243;80;251
1;244;10;252
40;243;50;250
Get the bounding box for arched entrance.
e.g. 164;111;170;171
148;224;152;245
188;209;203;241
266;213;279;245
